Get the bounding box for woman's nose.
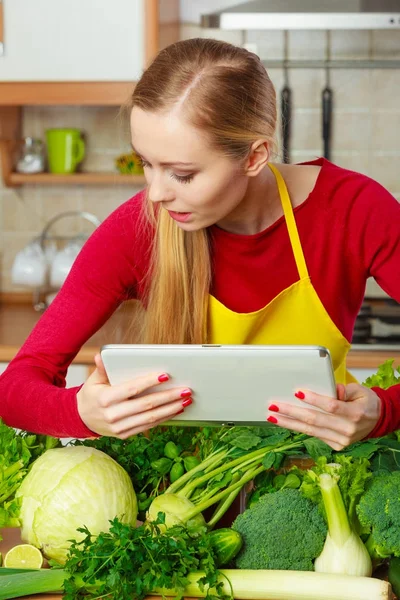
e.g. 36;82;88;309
148;176;171;204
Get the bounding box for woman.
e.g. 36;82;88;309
1;38;399;450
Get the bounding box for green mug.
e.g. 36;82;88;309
46;128;85;174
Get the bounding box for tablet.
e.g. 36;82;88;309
100;344;337;427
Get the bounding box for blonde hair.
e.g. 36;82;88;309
130;38;277;344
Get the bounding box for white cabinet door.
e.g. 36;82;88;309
349;368;377;384
0;0;144;81
0;362;9;375
65;364;88;388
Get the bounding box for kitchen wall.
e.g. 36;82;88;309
0;10;399;293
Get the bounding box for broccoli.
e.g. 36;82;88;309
232;488;327;571
356;470;400;563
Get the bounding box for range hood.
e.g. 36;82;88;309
201;0;400;30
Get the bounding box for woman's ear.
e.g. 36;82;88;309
244;140;270;177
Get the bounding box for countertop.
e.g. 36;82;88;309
0;301;139;365
0;302;400;369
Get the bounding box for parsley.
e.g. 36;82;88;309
62;515;231;600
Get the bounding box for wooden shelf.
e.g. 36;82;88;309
7;171;146;186
0;82;136;106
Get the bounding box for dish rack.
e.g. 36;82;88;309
32;210;101;311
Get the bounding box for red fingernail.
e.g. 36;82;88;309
158;373;169;382
267;416;278;424
295;391;305;400
269;404;279;412
182;397;193;408
176;409;184;415
180;388;192;398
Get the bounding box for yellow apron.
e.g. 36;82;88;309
208;162;355;385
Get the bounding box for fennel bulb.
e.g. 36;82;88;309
147;492;206;532
16;446;137;564
313;472;372;577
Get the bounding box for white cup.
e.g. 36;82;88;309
11;241;47;288
50;241;82;288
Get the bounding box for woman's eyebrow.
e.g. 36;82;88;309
130;143;197;167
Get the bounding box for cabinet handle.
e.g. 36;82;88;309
0;0;3;57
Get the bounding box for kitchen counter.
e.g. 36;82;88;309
0;301;140;365
0;301;400;369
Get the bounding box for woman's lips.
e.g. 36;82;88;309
167;210;192;223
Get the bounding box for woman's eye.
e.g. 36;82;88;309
170;173;194;184
138;157;150;168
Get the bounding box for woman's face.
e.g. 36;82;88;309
130;107;250;231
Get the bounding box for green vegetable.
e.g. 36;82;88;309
147;426;308;531
0;565;392;600
0;419;60;537
388;556;400;598
164;441;180;460
0;516;227;600
357;470;400;564
15;446;137;564
72;425;202;520
151;457;173;475
301;458;372;576
207;528;243;566
363;359;400;389
184;455;201;472
232;488;327;571
170;462;185;483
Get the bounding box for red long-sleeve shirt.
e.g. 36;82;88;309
1;158;400;438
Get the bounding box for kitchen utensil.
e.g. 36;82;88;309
322;33;333;160
49;240;83;288
15;137;45;174
281;32;292;164
11;241;47;288
45;128;85;174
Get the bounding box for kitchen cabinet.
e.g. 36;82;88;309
0;361;88;386
349;368;381;383
0;0;145;82
0;0;179;187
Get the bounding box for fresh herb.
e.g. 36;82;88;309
147;426;308;530
64;515;229;600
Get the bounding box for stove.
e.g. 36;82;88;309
353;299;400;345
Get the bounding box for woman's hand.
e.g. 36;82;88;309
267;383;381;451
77;353;192;438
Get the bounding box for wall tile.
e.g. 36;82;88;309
81;150;122;173
179;24;243;46
329;152;370;176
368;156;400;196
2;188;43;233
290;109;322;153
40;188;82;236
283;69;325;110
246;30;284;60
332;112;371;153
288;31;326;61
370;112;400;153
330;31;371;59
370;70;400;111
330;70;372;111
372;31;400;60
79;186;143;232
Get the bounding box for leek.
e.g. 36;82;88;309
0;568;392;600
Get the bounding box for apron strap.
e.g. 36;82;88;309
267;163;309;280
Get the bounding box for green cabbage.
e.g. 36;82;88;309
16;446;137;564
